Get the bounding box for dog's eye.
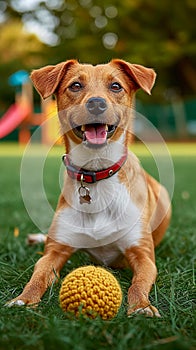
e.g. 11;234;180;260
110;82;123;92
69;82;83;92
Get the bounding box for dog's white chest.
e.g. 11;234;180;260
51;175;142;263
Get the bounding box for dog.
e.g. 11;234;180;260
8;59;171;317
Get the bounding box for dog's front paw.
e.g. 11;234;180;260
5;295;40;308
5;299;26;307
128;304;161;318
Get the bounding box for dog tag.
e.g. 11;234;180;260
78;186;91;204
78;174;92;204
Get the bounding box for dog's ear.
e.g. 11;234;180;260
30;59;78;99
111;59;156;95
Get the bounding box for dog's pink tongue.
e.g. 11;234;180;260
85;124;107;145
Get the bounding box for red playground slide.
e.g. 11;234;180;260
0;102;31;139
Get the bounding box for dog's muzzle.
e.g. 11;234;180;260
71;97;118;148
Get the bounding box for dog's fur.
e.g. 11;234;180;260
8;59;171;316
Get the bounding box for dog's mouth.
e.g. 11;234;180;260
72;122;118;147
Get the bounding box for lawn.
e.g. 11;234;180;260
0;143;195;350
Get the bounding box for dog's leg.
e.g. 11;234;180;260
7;237;74;307
125;243;161;317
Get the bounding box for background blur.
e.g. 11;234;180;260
0;0;195;141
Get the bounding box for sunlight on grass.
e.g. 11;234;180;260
0;142;196;157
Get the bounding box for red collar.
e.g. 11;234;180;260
62;152;127;184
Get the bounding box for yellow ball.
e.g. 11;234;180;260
59;266;122;320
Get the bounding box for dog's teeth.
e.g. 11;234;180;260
81;125;85;132
105;125;108;131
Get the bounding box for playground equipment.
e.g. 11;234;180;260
0;71;33;142
41;98;61;145
0;101;32;141
0;70;59;144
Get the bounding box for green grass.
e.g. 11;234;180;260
0;143;195;350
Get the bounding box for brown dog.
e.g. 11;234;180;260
8;59;171;316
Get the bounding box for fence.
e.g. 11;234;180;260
136;98;196;140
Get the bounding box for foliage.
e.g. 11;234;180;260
0;0;195;108
0;20;48;110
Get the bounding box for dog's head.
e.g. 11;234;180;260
31;59;156;150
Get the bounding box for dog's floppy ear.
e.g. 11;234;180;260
30;59;78;99
111;59;156;95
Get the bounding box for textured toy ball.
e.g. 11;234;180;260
59;266;122;320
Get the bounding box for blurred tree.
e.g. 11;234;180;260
0;0;195;104
0;20;47;109
0;20;46;67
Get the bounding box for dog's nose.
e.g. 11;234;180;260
86;97;107;115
